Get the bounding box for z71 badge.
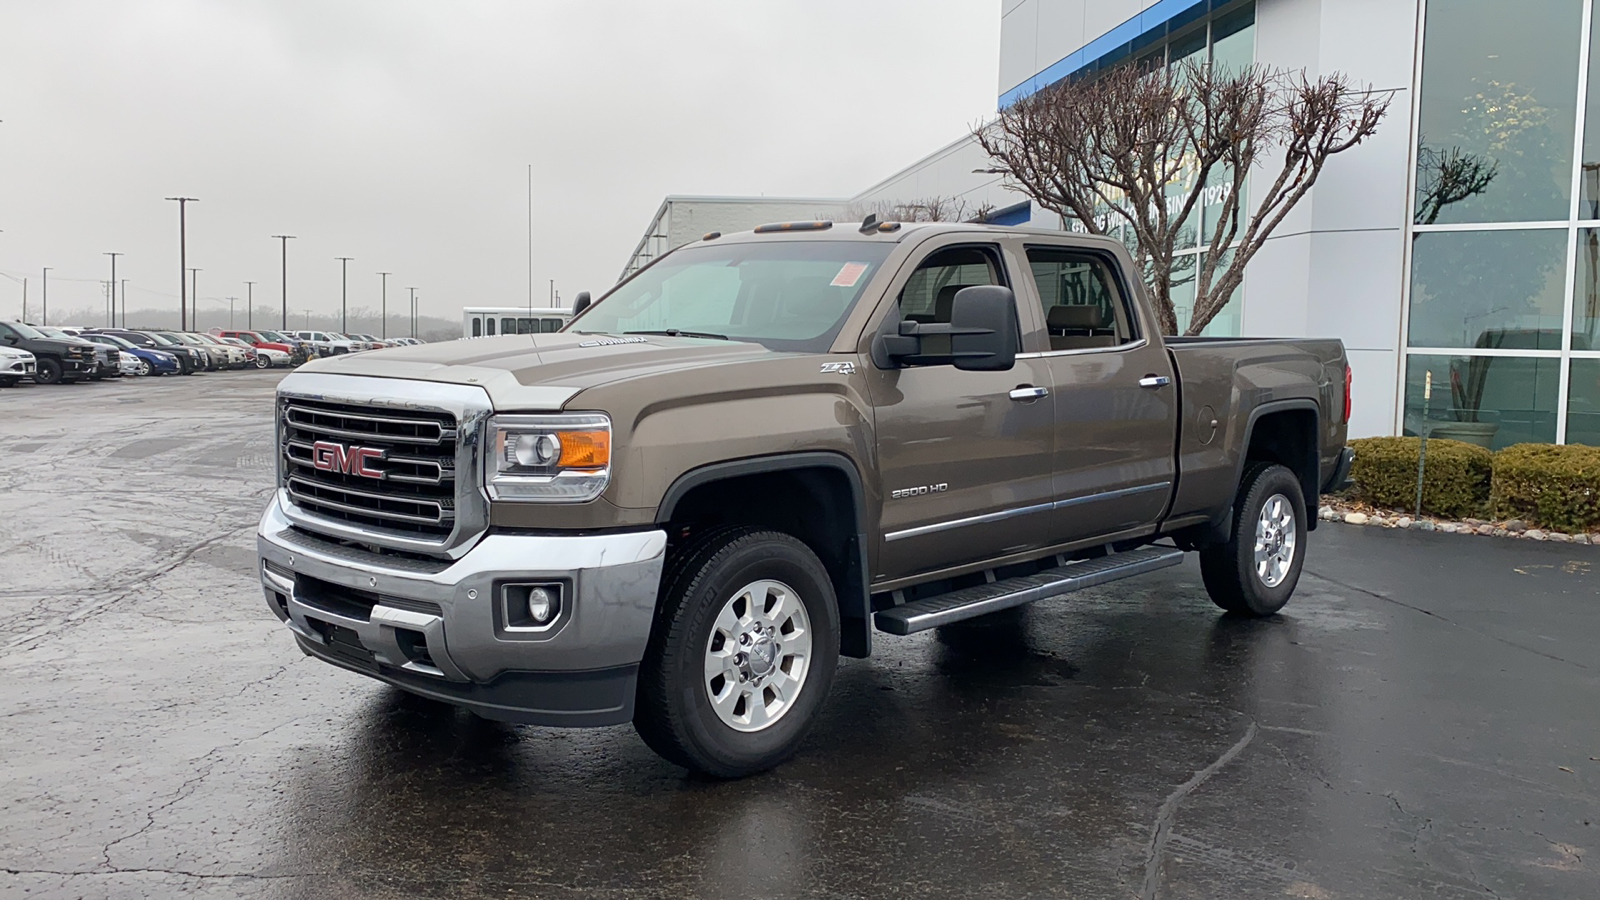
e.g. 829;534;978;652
890;483;948;500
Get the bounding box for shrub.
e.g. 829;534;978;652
1347;436;1492;518
1490;443;1600;533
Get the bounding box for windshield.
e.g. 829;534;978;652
37;327;72;339
144;333;178;346
4;321;45;339
92;335;135;349
574;241;893;352
166;333;202;345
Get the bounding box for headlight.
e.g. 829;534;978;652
485;414;611;502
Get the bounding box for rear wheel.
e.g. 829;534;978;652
34;358;64;385
1200;462;1306;616
635;526;839;777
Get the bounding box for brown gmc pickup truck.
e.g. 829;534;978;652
257;221;1352;776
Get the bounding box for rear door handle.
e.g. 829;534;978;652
1008;386;1049;401
1138;375;1171;389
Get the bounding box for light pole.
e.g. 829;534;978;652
377;271;391;339
41;267;50;326
335;256;353;333
120;279;127;327
104;252;122;327
245;281;256;330
227;296;238;327
165;197;198;329
303;308;312;329
408;286;417;338
273;235;296;329
187;268;201;331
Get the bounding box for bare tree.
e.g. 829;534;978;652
1414;141;1497;226
977;62;1389;335
844;195;995;225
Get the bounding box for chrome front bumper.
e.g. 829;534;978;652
257;494;666;725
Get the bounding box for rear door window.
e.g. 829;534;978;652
1024;247;1137;352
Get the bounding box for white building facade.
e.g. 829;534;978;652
850;0;1600;449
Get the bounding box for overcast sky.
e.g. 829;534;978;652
0;1;1000;327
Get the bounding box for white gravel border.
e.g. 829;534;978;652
1317;499;1599;544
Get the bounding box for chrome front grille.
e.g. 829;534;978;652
281;398;459;540
273;373;494;560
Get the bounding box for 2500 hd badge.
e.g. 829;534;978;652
891;483;949;500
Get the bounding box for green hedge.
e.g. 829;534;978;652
1490;443;1600;533
1347;436;1492;518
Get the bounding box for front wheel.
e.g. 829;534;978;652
135;358;151;376
635;526;839;777
1199;462;1307;617
254;354;271;369
34;358;64;385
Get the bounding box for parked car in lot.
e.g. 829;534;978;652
0;346;36;387
0;320;95;384
219;336;289;368
212;328;308;365
160;332;226;370
80;333;181;376
36;327;120;379
193;333;249;369
257;221;1353;777
93;330;205;375
289;330;356;356
256;330;315;362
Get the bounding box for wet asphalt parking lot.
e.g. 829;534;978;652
1;371;1597;900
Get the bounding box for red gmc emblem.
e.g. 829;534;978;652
311;440;386;479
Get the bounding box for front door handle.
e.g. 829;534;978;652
1009;385;1049;401
1138;375;1171;389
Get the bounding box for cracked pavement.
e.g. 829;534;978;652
2;372;1598;898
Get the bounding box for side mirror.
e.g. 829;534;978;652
872;285;1018;371
1;333;17;345
949;285;1018;371
572;291;592;315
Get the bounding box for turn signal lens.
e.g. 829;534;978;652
556;430;610;469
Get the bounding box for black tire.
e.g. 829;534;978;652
254;354;271;369
0;376;15;388
635;526;840;778
1200;462;1307;616
34;358;64;385
135;358;151;376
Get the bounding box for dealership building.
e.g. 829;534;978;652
626;0;1600;448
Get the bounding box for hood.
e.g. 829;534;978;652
296;332;783;409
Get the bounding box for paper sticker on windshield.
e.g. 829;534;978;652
830;262;869;288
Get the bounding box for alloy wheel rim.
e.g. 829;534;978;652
1254;492;1297;588
703;579;812;733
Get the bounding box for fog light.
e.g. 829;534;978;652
527;586;555;624
502;583;563;631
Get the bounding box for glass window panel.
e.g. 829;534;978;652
1577;228;1600;350
1168;28;1207;69
1568;359;1600;446
1415;0;1581;224
1403;354;1559;449
1210;6;1255;75
1408;229;1567;351
1582;10;1600;219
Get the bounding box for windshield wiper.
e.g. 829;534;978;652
623;329;730;341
